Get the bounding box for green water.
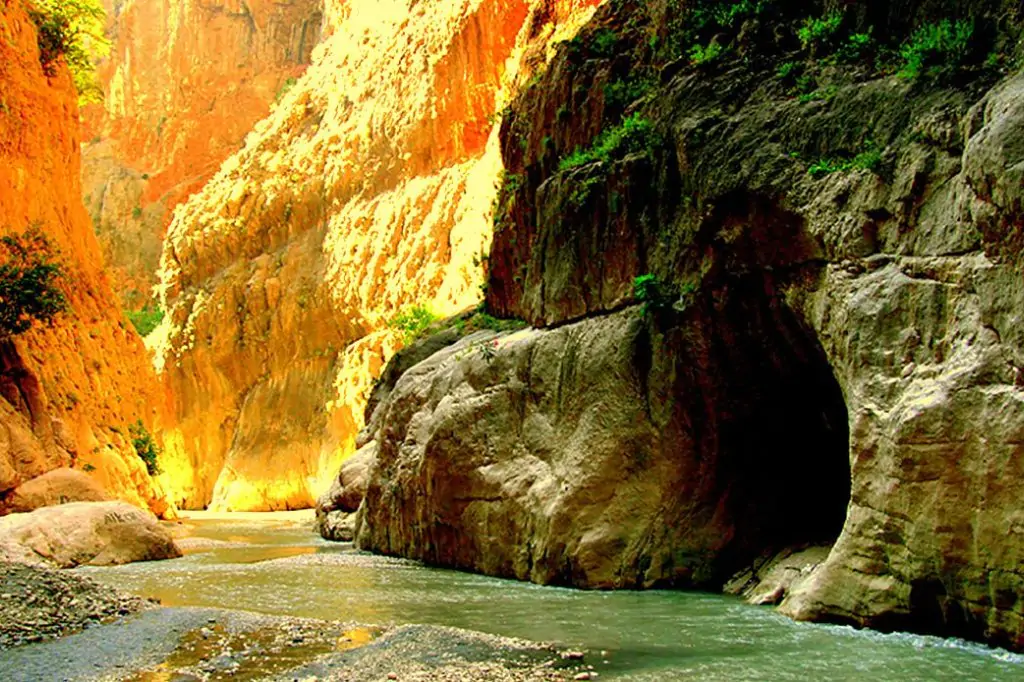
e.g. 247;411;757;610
78;513;1024;681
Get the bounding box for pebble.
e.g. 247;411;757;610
0;562;150;651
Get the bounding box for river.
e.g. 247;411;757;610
75;511;1024;681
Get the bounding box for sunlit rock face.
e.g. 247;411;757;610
153;0;602;511
0;2;172;517
81;0;324;306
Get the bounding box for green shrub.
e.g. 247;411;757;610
634;273;672;313
388;305;438;343
798;13;843;52
125;303;164;337
797;84;838;103
592;29;620;57
776;60;803;80
129;420;161;476
660;0;769;61
559;113;661;172
29;0;109;104
689;41;727;66
0;228;68;339
603;74;656;111
276;76;298;102
898;19;976;80
838;31;875;62
808;141;883;177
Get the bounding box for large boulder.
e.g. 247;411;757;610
0;502;182;568
1;468;109;514
356;312;851;587
316;442;376;541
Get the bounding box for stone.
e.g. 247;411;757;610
319;510;358;543
0;502;182;568
1;468;109;514
356;311;851;588
724;546;832;606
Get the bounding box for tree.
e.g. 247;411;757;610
0;228;68;339
29;0;110;104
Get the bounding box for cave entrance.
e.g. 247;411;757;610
710;273;852;559
680;193;852;580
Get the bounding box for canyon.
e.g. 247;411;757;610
1;0;1023;661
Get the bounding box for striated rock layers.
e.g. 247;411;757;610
81;0;325;306
0;1;172;517
355;0;1024;651
153;0;603;511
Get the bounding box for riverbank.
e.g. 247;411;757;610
12;513;1021;681
0;562;153;650
0;601;594;682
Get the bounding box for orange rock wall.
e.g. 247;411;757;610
81;0;324;305
0;0;171;516
155;0;602;510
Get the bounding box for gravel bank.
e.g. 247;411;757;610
0;561;152;650
283;623;600;682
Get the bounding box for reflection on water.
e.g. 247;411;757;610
123;621;379;682
79;513;1024;681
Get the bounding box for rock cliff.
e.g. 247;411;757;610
353;0;1024;651
153;0;603;510
81;0;324;308
0;0;172;517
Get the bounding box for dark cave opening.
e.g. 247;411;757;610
711;274;852;558
659;193;853;583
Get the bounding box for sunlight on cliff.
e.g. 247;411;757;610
147;0;602;511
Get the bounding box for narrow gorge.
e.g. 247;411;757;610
1;0;1023;677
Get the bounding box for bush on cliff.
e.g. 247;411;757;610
0;228;68;339
129;420;161;476
125;304;165;338
899;19;978;80
29;0;109;104
388;306;439;344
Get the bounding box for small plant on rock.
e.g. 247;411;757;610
798;12;843;53
559;113;661;172
29;0;109;104
899;19;977;81
689;41;727;66
0;228;68;339
388;305;438;344
129;420;161;476
125;303;165;337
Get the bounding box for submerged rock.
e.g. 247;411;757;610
0;501;182;568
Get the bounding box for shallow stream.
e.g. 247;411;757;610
78;512;1024;681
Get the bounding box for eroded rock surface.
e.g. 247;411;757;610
355;0;1024;651
357;313;850;587
0;1;172;517
81;0;325;307
152;0;602;511
0;468;110;514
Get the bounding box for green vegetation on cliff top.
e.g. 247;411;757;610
29;0;109;104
